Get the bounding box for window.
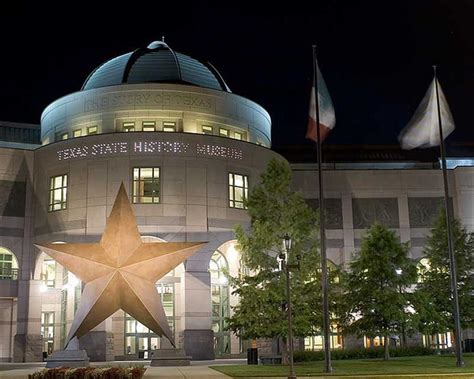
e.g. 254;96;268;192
87;126;98;135
163;121;176;132
219;128;229;137
41;312;55;356
123;122;135;132
234;131;243;140
56;132;68;141
49;174;68;211
210;251;230;356
60;289;67;349
41;258;56;287
202;125;213;135
0;247;18;280
142;121;156;132
73;129;82;138
228;173;248;209
132;168;160;203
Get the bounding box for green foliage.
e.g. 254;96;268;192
339;223;418;348
416;209;474;334
28;366;146;379
293;346;434;362
227;158;324;340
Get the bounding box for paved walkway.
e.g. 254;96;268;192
0;361;236;379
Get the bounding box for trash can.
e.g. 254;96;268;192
247;348;258;365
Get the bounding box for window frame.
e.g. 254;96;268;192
219;128;229;138
49;174;68;212
202;125;214;135
123;122;135;132
228;172;249;209
132;167;161;204
142;121;156;132
73;129;82;138
234;131;243;140
162;121;176;132
87;126;98;135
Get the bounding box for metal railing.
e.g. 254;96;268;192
0;268;18;280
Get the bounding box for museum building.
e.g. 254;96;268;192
0;41;473;362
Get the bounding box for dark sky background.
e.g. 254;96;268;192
1;1;473;147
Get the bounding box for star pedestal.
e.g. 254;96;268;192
45;338;90;368
150;349;192;366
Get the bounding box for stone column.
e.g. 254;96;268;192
341;194;354;267
182;259;214;360
14;280;43;362
78;319;114;362
398;195;411;245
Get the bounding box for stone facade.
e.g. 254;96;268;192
0;46;473;362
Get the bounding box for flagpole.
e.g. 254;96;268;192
313;45;333;373
433;65;464;367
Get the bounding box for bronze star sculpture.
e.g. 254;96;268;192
36;183;205;347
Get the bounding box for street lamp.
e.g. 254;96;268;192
282;234;299;379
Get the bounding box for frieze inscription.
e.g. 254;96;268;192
56;139;243;161
84;93;213;112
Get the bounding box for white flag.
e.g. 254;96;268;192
398;78;455;150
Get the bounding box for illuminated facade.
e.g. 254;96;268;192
0;41;473;362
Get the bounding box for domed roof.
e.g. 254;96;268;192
82;41;231;92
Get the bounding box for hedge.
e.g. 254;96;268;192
294;346;434;362
28;366;146;379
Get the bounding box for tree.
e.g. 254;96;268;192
416;210;474;339
227;158;322;363
340;223;418;360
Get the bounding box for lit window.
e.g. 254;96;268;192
234;131;243;140
219;128;229;137
228;173;248;209
87;126;98;135
209;251;230;355
123;122;135;132
163;122;176;132
41;258;56;287
49;174;68;212
56;132;68;141
132;168;160;203
41;312;55;356
73;129;82;138
0;247;18;280
142;121;156;132
202;125;213;135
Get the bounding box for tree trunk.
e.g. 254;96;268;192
383;335;390;360
280;337;289;364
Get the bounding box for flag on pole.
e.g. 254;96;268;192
398;78;455;150
306;62;336;142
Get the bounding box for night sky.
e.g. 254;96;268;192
1;1;473;147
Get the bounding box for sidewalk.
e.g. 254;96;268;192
0;362;234;379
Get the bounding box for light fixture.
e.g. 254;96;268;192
283;235;292;252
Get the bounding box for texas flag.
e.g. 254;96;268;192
398;77;455;150
306;62;336;142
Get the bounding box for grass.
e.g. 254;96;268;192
211;354;474;377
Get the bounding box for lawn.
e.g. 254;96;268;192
211;354;474;377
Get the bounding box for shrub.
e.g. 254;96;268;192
28;366;146;379
293;346;434;362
